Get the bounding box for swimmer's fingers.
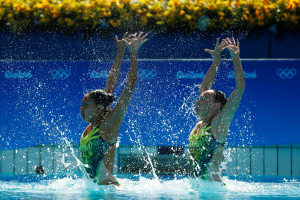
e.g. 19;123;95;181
125;34;136;43
115;35;121;43
116;32;129;41
142;38;148;44
137;31;144;38
226;45;234;52
122;32;129;40
232;37;236;46
219;40;227;51
224;38;232;46
141;32;149;40
204;48;213;54
215;37;220;48
125;32;148;53
227;38;233;45
141;32;149;44
126;34;136;41
124;33;137;43
226;45;240;57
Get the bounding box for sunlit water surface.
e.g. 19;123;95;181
0;175;299;199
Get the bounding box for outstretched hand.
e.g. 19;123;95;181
204;38;227;61
115;32;132;50
125;32;148;54
224;38;240;59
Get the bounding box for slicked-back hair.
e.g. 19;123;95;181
87;89;115;110
213;89;227;110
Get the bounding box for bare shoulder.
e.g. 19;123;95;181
191;121;204;135
82;123;92;138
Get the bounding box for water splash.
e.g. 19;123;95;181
0;176;299;199
57;127;89;179
144;149;158;180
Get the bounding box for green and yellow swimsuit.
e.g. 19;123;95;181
188;123;225;178
80;124;119;185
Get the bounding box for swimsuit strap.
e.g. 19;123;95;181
89;124;117;147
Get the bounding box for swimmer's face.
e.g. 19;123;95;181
80;94;105;122
195;90;217;117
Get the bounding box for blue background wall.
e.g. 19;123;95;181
0;59;299;149
0;31;300;60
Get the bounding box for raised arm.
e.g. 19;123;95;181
104;33;131;94
200;38;226;94
209;38;245;183
100;33;148;183
214;38;245;139
102;32;148;142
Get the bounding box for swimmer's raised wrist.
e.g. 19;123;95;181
117;46;126;53
213;57;221;64
232;55;240;62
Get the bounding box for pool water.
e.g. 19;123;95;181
0;174;299;199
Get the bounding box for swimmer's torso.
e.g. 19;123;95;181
188;122;224;177
80;124;111;178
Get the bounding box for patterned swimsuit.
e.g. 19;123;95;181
188;123;225;178
80;124;116;179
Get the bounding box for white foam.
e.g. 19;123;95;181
0;176;299;199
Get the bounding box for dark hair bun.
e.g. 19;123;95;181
88;89;115;108
214;90;227;109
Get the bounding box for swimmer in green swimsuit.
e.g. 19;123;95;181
80;32;148;185
188;38;245;182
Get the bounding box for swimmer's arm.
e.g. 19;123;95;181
102;33;148;142
232;55;245;91
225;38;245;90
103;145;116;174
200;38;226;94
102;145;119;186
213;39;245;140
209;146;225;182
102;52;137;142
97;151;120;186
104;33;129;94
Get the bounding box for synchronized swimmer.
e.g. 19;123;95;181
188;38;245;182
80;32;148;185
79;34;245;185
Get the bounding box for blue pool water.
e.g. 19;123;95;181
0;174;299;199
